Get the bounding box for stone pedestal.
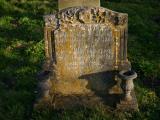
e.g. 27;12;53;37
59;0;100;10
117;91;139;111
117;70;138;111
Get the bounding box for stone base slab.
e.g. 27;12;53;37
35;91;138;112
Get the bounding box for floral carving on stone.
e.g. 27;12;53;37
44;7;128;28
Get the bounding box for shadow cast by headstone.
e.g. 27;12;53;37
78;70;121;108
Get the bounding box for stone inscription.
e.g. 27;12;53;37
55;24;115;77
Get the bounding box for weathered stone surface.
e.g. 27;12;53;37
59;0;100;10
39;6;138;110
44;7;129;94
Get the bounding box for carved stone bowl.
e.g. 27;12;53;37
119;70;137;80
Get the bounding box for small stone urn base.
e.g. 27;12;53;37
117;90;138;111
117;70;138;111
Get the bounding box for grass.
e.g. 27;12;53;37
0;0;160;120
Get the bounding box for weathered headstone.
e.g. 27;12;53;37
38;0;138;111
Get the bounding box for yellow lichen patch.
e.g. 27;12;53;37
52;79;90;95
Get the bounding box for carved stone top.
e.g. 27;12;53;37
59;0;100;10
44;7;128;28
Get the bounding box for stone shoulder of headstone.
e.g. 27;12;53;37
44;14;59;28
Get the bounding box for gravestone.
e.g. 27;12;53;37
38;0;138;111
